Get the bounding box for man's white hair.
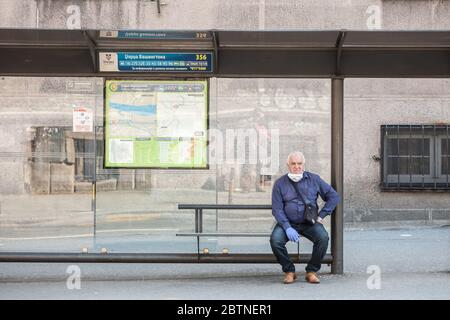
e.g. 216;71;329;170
286;151;306;165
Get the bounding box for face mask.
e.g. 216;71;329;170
288;173;303;182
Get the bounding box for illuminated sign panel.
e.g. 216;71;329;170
104;80;208;168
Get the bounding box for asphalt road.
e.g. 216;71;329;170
0;225;449;300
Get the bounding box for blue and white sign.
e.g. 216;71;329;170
99;52;213;73
100;30;211;40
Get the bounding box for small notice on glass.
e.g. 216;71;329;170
73;107;93;132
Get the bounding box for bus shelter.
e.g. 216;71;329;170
0;29;449;274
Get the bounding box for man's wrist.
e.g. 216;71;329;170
318;211;329;219
282;222;292;231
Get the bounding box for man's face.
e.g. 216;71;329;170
287;155;305;174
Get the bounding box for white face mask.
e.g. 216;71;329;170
288;173;303;182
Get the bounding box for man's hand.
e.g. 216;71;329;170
285;227;300;242
317;217;324;224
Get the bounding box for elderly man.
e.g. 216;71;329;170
270;151;340;284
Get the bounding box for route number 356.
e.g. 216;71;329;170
196;54;207;60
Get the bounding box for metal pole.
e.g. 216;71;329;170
92;80;98;249
198;209;203;233
195;209;200;257
331;78;344;274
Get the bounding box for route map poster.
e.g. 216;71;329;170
104;80;208;168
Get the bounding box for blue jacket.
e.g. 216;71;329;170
272;172;340;230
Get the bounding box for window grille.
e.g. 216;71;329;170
381;125;450;191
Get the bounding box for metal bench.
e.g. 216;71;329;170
177;204;332;264
0;204;332;264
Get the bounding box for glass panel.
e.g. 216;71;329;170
95;78;332;254
400;138;430;156
442;138;449;175
95;80;210;253
386;138;399;156
387;156;399;174
388;138;430;156
0;77;331;255
0;77;101;252
442;157;449;175
388;156;430;175
401;157;430;175
214;78;332;253
441;139;449;156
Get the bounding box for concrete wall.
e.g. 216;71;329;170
0;0;449;30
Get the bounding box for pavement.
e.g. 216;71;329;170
1;225;449;300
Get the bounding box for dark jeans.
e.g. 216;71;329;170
270;222;329;273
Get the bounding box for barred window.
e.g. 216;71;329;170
381;125;450;190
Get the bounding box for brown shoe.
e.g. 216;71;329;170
305;272;320;284
283;272;297;284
